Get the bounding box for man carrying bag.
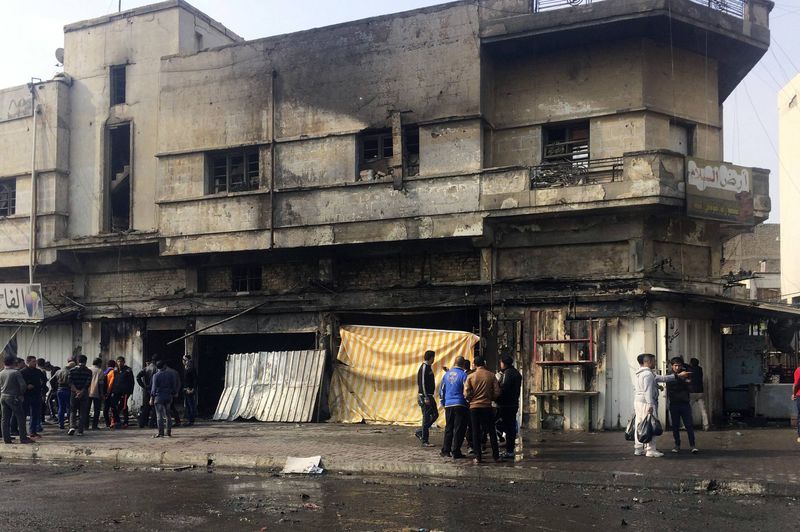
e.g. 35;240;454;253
632;353;688;457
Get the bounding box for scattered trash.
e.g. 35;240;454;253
301;493;310;500
234;476;239;480
303;502;321;511
621;519;628;527
736;432;742;436
509;480;515;484
282;456;324;474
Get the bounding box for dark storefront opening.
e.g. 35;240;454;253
144;330;186;373
196;332;317;417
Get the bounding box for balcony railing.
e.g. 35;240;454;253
530;157;623;188
534;0;746;18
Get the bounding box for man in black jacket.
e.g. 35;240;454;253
666;356;697;454
110;356;135;428
136;358;157;428
688;357;710;431
414;350;438;447
182;355;198;426
497;356;522;458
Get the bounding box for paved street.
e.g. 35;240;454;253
0;462;795;531
4;421;798;489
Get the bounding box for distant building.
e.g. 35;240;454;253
779;75;800;304
722;223;780;302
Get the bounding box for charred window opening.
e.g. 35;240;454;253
107;123;131;232
542;121;589;166
232;265;262;292
358;129;393;179
404;126;420;177
0;179;16;217
110;65;126;106
207;148;260;194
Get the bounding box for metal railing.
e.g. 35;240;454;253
534;0;746;18
530;157;623;188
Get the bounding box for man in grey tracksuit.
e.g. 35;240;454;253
633;353;689;457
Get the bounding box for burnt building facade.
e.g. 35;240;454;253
0;0;782;428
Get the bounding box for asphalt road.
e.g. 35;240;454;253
0;462;794;531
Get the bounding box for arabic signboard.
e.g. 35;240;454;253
686;157;754;224
0;284;44;322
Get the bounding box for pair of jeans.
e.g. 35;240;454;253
796;398;800;436
155;400;173;436
669;401;696;448
89;397;101;428
23;395;42;434
110;393;129;427
184;392;197;424
498;406;518;453
1;395;28;443
441;405;468;456
416;395;438;443
56;388;71;428
139;394;156;428
470;407;499;462
70;393;90;434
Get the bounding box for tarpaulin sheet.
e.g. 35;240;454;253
329;325;479;425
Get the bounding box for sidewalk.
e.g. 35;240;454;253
2;421;798;495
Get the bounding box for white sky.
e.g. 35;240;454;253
2;0;799;223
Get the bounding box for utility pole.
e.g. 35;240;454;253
27;80;40;285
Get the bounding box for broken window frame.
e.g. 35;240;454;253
110;64;127;106
0;178;16;217
533;316;596;364
105;121;132;232
231;265;262;293
207;148;260;195
403;125;420;177
541;121;590;166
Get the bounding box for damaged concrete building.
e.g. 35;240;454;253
0;0;790;429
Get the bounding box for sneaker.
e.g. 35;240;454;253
414;430;423;442
19;438;34;444
421;442;434;447
671;447;679;453
645;451;664;458
67;428;76;436
691;448;699;454
440;450;451;458
153;434;163;438
634;449;644;456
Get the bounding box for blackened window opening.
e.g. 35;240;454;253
110;65;126;106
209;149;259;194
232;265;262;292
543;122;589;165
0;179;16;217
359;130;393;176
108;123;131;231
404;126;420;177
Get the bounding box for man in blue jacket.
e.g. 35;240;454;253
439;356;469;459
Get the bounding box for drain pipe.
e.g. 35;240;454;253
27;80;41;285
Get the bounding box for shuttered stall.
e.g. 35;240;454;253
214;350;326;422
0;324;74;368
328;325;479;426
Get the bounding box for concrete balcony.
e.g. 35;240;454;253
155;150;769;255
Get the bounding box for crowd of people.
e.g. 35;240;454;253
0;350;198;444
415;350;522;465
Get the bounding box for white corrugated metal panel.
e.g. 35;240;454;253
214;350;325;423
0;324;74;368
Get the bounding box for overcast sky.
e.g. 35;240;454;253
2;0;798;223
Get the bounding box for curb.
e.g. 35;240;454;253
1;444;796;497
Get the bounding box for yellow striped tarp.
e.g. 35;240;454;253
329;325;479;426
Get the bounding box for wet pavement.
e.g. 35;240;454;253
4;421;799;489
0;462;795;531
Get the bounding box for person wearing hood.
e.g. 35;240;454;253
633;353;689;457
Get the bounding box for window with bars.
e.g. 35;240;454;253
542;122;590;165
110;65;126;106
0;179;16;217
207;148;260;194
231;265;262;292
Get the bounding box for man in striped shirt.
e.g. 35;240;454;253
67;355;93;436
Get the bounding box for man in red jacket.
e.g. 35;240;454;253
793;365;800;444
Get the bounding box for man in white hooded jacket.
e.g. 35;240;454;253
633;353;690;457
